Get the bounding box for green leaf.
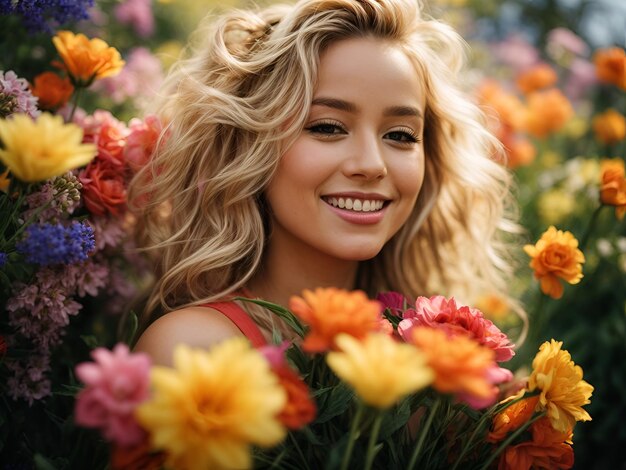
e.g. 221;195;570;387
236;297;307;337
33;454;59;470
315;382;354;424
379;398;411;440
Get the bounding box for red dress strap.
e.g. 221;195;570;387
201;301;267;348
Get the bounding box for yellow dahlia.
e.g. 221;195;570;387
0;113;96;183
528;339;593;433
136;340;287;470
326;333;433;409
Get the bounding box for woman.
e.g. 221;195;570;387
130;0;517;365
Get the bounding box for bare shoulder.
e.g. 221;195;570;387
133;306;244;367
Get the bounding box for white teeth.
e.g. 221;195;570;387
324;197;385;212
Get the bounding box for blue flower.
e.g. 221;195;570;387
1;0;94;33
16;221;95;266
0;252;7;267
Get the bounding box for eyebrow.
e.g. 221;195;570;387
311;97;422;119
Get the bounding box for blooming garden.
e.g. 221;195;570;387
0;0;624;469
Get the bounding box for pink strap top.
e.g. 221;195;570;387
200;301;267;348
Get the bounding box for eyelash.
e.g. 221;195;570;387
305;121;421;145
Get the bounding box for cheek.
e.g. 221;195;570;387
394;157;425;201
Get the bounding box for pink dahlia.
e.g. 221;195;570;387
398;295;515;362
74;344;151;447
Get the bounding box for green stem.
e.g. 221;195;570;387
68;86;83;122
289;431;311;470
364;411;384;470
450;411;489;470
340;403;364;470
579;205;604;252
407;399;440;470
478;411;546;470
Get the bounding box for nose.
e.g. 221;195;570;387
342;131;387;181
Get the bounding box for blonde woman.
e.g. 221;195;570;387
130;0;518;365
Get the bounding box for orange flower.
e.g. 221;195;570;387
0;169;9;192
500;132;536;168
516;64;558;95
498;417;574;470
289;288;382;353
488;392;540;443
52;31;125;87
411;327;500;407
30;71;74;110
110;436;166;470
593;47;626;90
273;365;316;430
477;80;526;132
592;109;626;144
523;226;585;299
523;89;574;139
600;159;626;219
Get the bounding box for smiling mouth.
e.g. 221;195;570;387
322;196;387;212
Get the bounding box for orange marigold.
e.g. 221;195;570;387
529;339;593;433
600;158;626;219
523;226;585;299
488;392;540;443
593;47;626;90
592;109;626;145
53;31;125;87
498;417;574;470
523;89;574;139
411;327;499;407
288;288;382;353
30;71;74;110
516;64;558;95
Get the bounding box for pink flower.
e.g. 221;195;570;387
398;295;515;362
79;160;127;217
114;0;155;38
124;114;164;172
75;110;128;168
376;291;408;317
0;70;40;118
547;28;589;59
491;34;539;73
93;48;163;108
75;344;151;447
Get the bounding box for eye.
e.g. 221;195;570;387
384;128;421;145
305;120;347;136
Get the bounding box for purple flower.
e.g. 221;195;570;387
0;70;39;118
1;0;94;33
16;221;95;266
0;252;7;267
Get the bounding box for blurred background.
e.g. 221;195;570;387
1;0;625;468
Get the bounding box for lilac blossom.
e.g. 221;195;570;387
6;353;53;404
0;70;39;118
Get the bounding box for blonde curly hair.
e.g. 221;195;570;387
129;0;520;326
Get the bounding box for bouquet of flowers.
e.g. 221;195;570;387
0;9;163;462
73;288;593;470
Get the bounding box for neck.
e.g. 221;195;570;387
247;230;359;308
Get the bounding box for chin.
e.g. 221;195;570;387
331;244;385;262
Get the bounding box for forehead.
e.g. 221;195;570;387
314;37;425;109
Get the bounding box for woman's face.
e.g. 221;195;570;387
266;37;426;261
